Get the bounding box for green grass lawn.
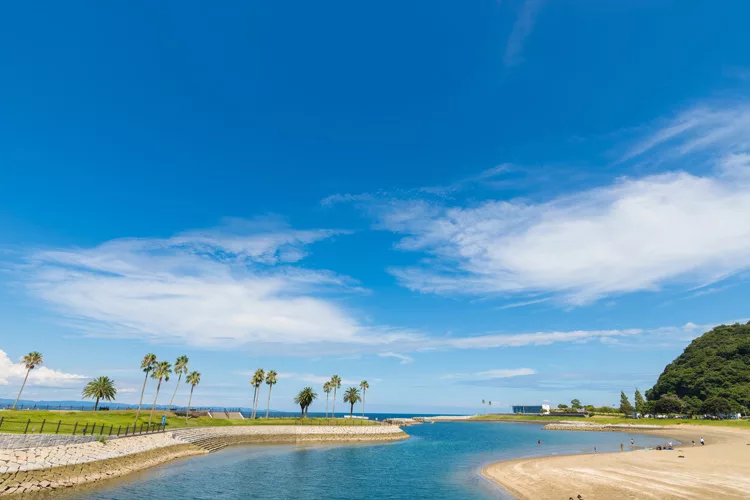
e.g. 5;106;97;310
470;413;750;429
0;410;378;434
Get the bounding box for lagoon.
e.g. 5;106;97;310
64;422;668;499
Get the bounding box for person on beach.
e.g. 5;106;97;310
630;438;634;446
620;443;624;451
593;446;597;453
692;440;695;446
700;437;705;445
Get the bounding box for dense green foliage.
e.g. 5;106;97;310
619;391;634;414
647;322;750;413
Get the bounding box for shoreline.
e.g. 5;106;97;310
482;424;750;499
0;425;408;496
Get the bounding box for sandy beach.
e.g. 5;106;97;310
483;425;750;499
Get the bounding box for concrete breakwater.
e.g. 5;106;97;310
543;421;665;432
0;425;408;496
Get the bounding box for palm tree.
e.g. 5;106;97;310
343;387;361;417
323;382;332;418
360;380;369;417
82;376;117;410
482;399;486;415
265;370;278;418
250;368;265;419
168;355;189;409
134;353;157;424
148;361;172;426
293;387;318;417
12;352;43;410
330;375;341;418
185;371;201;422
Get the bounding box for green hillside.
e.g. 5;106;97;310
646;322;750;413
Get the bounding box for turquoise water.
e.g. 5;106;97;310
64;423;670;499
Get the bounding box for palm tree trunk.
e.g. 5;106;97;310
362;390;366;418
251;386;258;419
12;369;31;410
168;372;183;409
95;397;100;411
332;388;337;418
325;393;329;418
134;371;149;425
186;386;194;423
350;402;354;417
148;378;162;426
265;385;272;418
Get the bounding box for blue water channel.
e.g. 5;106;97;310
62;422;670;499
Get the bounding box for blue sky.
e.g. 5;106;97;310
1;0;750;413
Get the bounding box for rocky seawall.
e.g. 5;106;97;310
0;425;407;496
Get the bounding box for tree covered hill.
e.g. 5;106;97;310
647;322;750;412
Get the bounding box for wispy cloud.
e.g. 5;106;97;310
0;350;86;387
371;104;750;305
377;352;414;364
20;218;418;350
442;367;536;380
503;0;546;67
276;372;372;386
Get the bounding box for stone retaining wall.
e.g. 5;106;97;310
0;424;408;496
0;434;102;450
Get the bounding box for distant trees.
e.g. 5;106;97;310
12;351;43;410
646;322;750;413
294;387;318;417
634;388;645;415
250;368;265;419
134;353;157;424
653;394;683;415
700;396;739;416
148;361;172;425
82;376;117;410
265;370;278;418
330;375;342;418
343;387;361;417
557;403;569;410
168;355;189;409
570;399;582;410
185;371;201;422
360;380;369;417
619;391;634;415
323;382;332;418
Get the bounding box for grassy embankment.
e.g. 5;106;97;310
471;413;750;429
0;410;378;434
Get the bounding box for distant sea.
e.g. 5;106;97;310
62;422;670;499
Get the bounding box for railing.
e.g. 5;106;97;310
0;416;166;436
1;404;240;412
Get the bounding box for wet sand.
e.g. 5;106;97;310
483;425;750;499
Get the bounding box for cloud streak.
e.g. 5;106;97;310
378;352;414;364
22;219;418;350
376;104;750;305
504;0;545;67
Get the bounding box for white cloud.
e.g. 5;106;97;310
118;387;138;393
442;367;536;380
380;104;750;304
377;352;414;364
504;0;546;67
434;329;642;349
0;350;86;388
276;372;365;386
23;219;418;350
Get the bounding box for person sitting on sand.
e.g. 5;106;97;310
700;437;705;445
692;440;695;446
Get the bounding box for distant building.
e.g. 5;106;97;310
512;404;551;415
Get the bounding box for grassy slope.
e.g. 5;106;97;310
470;414;750;429
0;410;378;434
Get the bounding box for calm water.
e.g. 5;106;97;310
63;423;670;500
